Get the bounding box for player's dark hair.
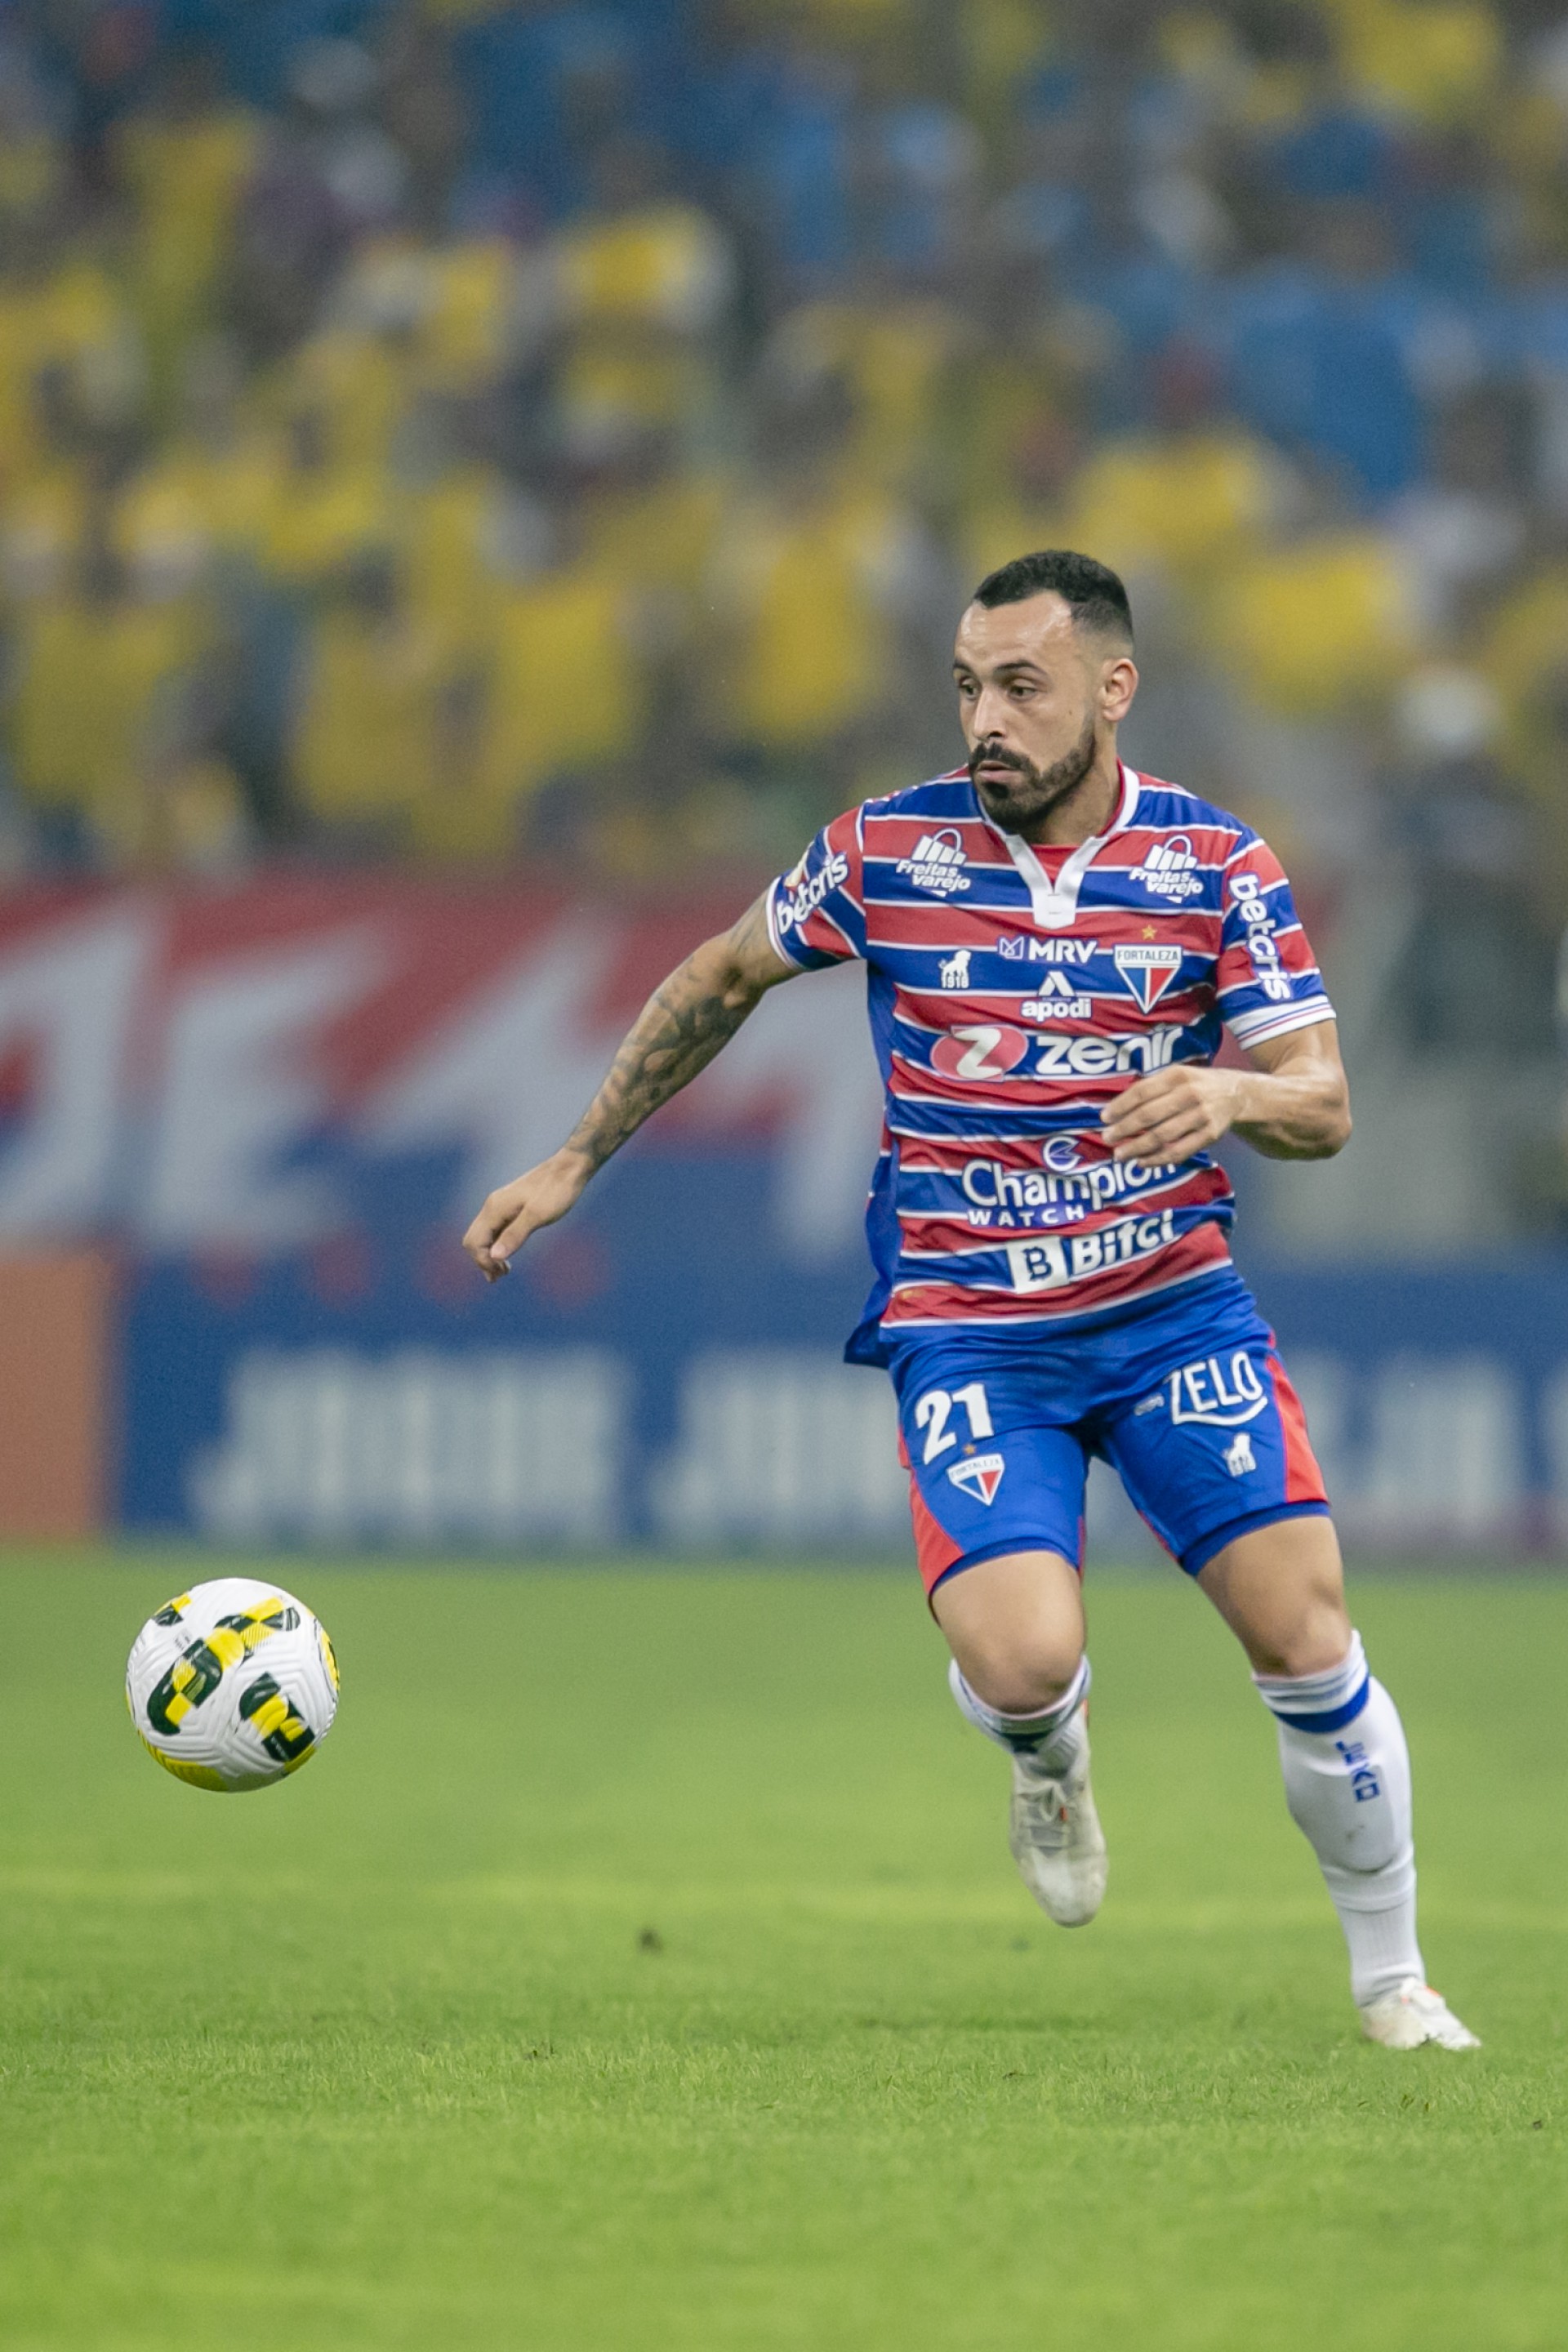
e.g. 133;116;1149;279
971;550;1134;645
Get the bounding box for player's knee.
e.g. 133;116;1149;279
1202;1519;1351;1678
932;1548;1086;1713
960;1632;1085;1717
1250;1596;1353;1679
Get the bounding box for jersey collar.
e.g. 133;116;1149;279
985;761;1139;932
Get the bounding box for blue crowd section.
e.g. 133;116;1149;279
3;0;1565;1090
35;4;1568;423
159;2;385;87
117;1147;1568;1554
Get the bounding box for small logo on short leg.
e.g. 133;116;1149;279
947;1452;1005;1504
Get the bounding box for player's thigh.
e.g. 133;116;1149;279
1101;1333;1335;1613
1196;1513;1350;1677
931;1548;1086;1714
889;1343;1090;1598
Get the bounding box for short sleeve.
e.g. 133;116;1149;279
1217;837;1335;1048
765;807;867;970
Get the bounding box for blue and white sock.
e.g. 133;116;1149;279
1253;1633;1423;2006
948;1655;1090;1776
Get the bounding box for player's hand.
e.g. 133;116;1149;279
1101;1066;1244;1165
463;1150;592;1281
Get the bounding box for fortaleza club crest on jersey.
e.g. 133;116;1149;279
1114;941;1184;1010
947;1450;1005;1504
1129;835;1203;901
897;829;972;895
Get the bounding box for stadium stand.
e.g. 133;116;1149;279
0;1;1564;1156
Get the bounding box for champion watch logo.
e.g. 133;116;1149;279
1114;941;1184;1010
1129;835;1204;901
898;829;972;896
947;1450;1005;1504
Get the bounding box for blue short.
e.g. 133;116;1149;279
887;1269;1330;1597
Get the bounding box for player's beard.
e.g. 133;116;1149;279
967;712;1099;836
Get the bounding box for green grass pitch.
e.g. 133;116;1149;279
1;1556;1564;2350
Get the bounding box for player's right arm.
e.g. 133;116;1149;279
463;893;799;1281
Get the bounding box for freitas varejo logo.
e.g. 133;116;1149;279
898;830;972;895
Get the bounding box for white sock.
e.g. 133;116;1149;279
948;1655;1090;1776
1253;1633;1424;2006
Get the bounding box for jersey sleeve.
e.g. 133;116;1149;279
1217;836;1335;1048
764;807;867;969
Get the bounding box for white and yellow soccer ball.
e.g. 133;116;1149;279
126;1577;341;1793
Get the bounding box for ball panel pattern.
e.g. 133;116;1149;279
127;1577;340;1793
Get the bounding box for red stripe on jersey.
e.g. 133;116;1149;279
1268;1352;1329;1504
896;1176;1227;1255
892;982;1209;1024
866;903;1220;953
887;1057;1174;1113
864;811;1009;846
884;1221;1232;1327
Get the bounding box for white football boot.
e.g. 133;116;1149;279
1007;1703;1107;1928
1358;1978;1481;2051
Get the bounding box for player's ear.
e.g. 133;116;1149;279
1100;652;1138;724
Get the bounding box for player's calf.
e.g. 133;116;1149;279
1253;1631;1479;2049
933;1546;1106;1927
945;1652;1107;1930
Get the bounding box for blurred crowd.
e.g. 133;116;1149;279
2;0;1568;1095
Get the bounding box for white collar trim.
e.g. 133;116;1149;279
993;763;1139;930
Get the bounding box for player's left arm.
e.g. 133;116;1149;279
1101;1020;1352;1165
461;893;800;1281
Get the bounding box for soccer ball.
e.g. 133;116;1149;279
126;1577;341;1793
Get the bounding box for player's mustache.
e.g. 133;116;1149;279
969;742;1032;777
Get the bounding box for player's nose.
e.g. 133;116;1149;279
970;684;1018;742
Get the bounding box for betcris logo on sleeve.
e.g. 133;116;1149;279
1229;869;1294;1002
776;849;849;935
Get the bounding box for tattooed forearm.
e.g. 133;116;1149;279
559;895;792;1174
564;965;758;1169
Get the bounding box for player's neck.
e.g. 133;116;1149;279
1013;747;1123;849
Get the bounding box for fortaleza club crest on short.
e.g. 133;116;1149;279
1114;941;1184;1011
947;1450;1006;1504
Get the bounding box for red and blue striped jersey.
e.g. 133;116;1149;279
764;763;1334;1361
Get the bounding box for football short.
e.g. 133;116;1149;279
886;1267;1329;1598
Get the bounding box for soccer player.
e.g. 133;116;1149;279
464;550;1477;2051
